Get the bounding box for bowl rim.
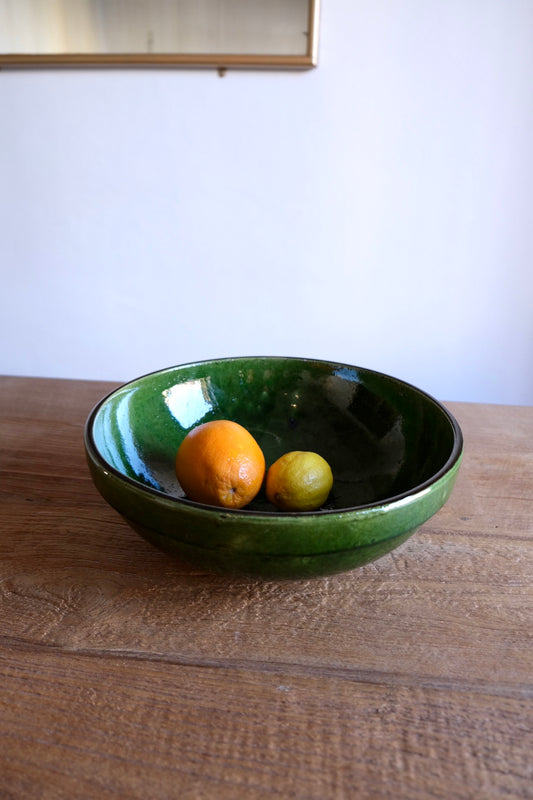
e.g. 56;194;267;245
84;355;464;518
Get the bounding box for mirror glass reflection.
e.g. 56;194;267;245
0;0;318;66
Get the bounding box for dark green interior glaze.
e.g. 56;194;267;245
85;357;463;579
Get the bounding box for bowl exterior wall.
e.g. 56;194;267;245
127;520;417;579
86;447;461;578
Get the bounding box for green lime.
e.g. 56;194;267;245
265;451;333;512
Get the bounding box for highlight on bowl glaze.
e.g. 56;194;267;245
84;356;463;579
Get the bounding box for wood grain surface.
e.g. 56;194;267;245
1;376;532;799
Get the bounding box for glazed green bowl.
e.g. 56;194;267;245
84;357;463;579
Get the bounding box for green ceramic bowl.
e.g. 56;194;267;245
84;357;463;579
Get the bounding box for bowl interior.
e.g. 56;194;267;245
89;357;459;513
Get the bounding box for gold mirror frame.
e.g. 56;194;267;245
0;0;320;69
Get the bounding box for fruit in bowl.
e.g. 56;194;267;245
265;451;333;512
175;419;266;510
84;356;463;579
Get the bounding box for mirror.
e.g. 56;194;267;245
0;0;320;69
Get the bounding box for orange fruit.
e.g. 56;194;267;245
265;451;333;511
175;420;265;509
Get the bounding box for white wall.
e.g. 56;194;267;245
1;0;532;404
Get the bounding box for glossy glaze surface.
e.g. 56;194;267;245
85;357;463;578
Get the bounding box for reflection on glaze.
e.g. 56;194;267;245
163;379;214;429
325;372;359;416
94;389;151;482
115;388;155;484
333;366;359;383
97;401;129;474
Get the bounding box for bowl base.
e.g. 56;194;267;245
124;517;417;580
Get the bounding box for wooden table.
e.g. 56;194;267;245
1;376;532;799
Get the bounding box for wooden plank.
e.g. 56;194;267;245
0;648;531;800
